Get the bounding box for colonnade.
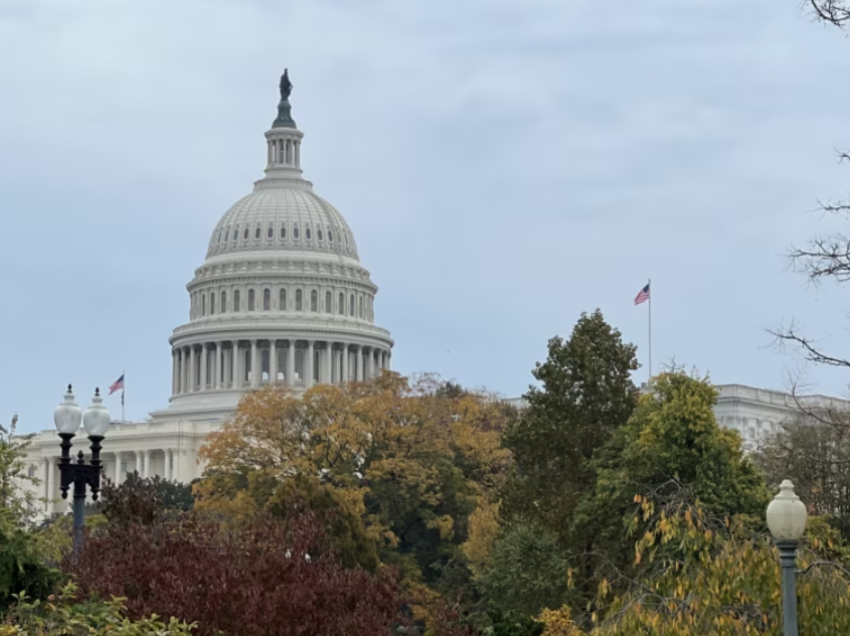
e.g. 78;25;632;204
39;448;184;515
171;339;391;396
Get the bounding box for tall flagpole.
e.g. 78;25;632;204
648;279;652;383
122;369;126;422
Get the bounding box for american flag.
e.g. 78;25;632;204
109;373;125;395
634;283;650;306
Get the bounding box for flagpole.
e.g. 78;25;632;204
648;279;652;383
122;369;126;422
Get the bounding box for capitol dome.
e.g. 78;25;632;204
152;71;394;424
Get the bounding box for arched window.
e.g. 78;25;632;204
225;230;230;241
234;289;241;312
263;288;271;311
233;227;239;242
295;289;303;311
318;229;323;241
217;231;222;243
350;294;355;316
310;290;318;312
325;291;332;313
255;227;261;239
248;289;255;311
306;227;312;240
293;226;300;239
201;294;206;316
210;292;216;315
338;292;344;315
279;288;287;310
359;296;363;319
280;226;286;238
328;230;334;242
267;226;273;238
221;291;227;313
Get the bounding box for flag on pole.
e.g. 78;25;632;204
634;283;650;306
109;374;125;395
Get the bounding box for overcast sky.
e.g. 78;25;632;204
2;0;850;432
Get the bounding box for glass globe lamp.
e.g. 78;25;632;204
766;479;808;542
82;388;110;437
53;384;82;435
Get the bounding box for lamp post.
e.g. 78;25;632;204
53;385;110;556
766;479;808;636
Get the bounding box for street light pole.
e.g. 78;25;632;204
766;480;808;636
53;385;110;557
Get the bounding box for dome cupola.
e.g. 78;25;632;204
152;71;394;425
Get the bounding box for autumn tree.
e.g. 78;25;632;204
195;373;513;621
587;490;850;636
66;509;405;636
500;310;639;542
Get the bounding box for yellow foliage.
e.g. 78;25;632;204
462;499;501;577
538;606;585;636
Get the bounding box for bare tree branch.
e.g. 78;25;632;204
809;0;850;27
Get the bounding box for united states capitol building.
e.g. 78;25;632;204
20;73;850;517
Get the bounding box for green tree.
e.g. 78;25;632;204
570;371;769;614
501;310;639;541
1;583;195;636
0;415;41;531
0;414;62;611
478;524;571;621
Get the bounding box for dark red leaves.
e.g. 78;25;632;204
65;512;405;636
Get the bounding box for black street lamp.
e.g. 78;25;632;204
53;385;110;556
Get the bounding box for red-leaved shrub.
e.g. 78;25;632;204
66;511;405;636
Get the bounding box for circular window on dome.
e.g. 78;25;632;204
255;227;261;239
243;228;249;240
328;230;334;242
267;226;273;238
294;226;300;239
317;229;323;241
281;225;287;238
306;228;312;240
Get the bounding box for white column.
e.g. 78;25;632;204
45;457;54;512
250;340;259;388
189;346;197;392
164;449;172;480
178;348;185;393
325;343;333;384
342;345;349;383
143;450;151;478
231;340;240;388
356;346;363;381
134;450;142;476
201;344;208;390
366;348;374;379
224;344;232;388
306;340;315;388
270;340;278;383
113;452;122;485
172;350;178;395
286;340;295;387
215;342;222;389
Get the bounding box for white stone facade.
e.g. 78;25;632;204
504;383;850;448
